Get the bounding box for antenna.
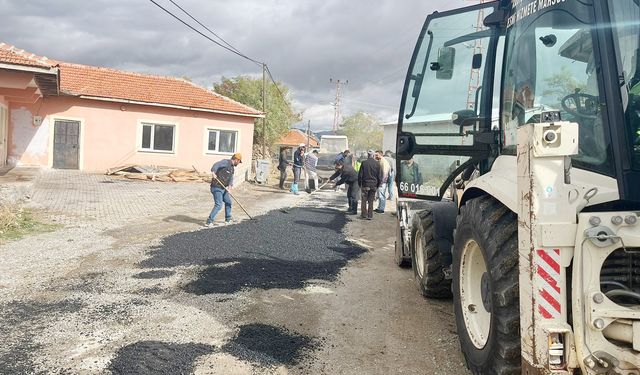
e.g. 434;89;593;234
330;78;348;134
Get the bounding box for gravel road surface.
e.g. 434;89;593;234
0;169;469;374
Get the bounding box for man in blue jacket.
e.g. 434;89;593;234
206;153;242;226
291;144;305;195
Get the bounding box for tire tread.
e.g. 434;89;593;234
453;196;521;375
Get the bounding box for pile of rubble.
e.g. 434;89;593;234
106;165;211;183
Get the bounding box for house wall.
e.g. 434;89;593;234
8;96;255;179
0;97;8;167
382;124;397;154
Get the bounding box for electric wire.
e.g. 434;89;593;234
265;65;289;105
150;0;290;109
148;0;262;66
167;0;245;56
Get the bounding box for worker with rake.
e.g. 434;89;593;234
205;153;242;227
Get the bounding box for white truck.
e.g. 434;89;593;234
394;1;640;374
316;135;349;180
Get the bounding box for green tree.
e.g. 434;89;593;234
542;66;587;106
214;75;301;152
338;111;383;153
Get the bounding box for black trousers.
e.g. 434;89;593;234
360;186;376;218
279;168;287;188
346;182;359;212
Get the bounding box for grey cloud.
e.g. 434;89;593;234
1;0;470;129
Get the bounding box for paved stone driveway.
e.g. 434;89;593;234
2;167;307;230
27;170;209;226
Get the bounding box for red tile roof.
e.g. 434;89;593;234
0;43;262;117
277;129;319;147
0;43;53;70
57;63;262;116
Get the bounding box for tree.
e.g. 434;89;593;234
542;66;587;106
214;75;301;152
337;111;383;153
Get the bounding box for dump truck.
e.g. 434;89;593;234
393;1;640;374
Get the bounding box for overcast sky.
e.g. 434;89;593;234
1;0;470;131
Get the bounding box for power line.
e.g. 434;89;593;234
150;0;291;121
167;0;244;56
265;65;289;106
148;0;262;66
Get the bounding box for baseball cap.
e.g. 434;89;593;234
232;153;243;163
299;143;306;147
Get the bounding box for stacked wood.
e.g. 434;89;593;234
106;165;210;183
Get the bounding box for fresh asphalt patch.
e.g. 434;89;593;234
222;323;318;366
108;341;214;375
139;207;367;295
0;299;84;375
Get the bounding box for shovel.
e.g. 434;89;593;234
212;175;254;220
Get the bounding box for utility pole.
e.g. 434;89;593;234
330;78;348;134
306;120;311;149
262;63;267;157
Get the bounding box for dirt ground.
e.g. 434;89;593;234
0;168;469;374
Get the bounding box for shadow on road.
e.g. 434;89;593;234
162;215;204;225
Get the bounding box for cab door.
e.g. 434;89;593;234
396;1;502;200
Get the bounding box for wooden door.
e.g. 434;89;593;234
53;119;80;169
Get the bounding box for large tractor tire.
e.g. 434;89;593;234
452;196;520;375
410;206;455;299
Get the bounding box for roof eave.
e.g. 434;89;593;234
0;62;56;75
76;95;264;119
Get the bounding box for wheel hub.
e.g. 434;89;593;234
415;230;425;277
481;272;492;312
460;239;491;349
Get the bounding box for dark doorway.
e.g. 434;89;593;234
53;119;80;169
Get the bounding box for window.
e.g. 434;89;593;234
609;0;640;171
501;2;614;175
140;122;175;152
207;129;238;154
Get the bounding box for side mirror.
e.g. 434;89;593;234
396;132;415;157
472;53;482;69
452;109;476;126
452;109;478;135
435;47;455;80
410;73;423;98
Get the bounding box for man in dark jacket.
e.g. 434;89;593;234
358;150;382;219
206;153;242;226
277;148;289;190
330;160;359;215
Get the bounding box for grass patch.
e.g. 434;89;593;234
0;204;61;242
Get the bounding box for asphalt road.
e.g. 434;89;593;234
0;179;469;374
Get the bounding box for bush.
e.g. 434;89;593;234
0;203;24;234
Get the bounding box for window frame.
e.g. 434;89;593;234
205;128;239;155
138;120;177;154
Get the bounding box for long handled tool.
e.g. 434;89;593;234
213;176;254;220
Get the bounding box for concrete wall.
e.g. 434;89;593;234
0;99;7;167
8;96;255;178
382;124;397;154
